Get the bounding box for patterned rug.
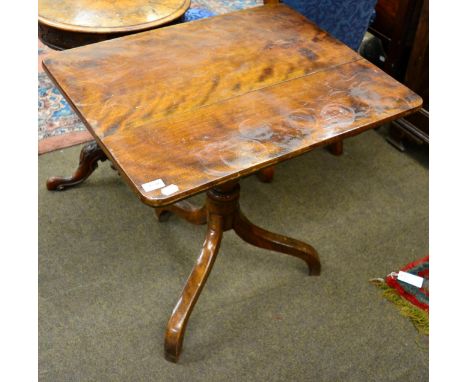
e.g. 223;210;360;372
370;256;429;335
38;0;261;154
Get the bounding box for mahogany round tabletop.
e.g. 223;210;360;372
39;0;191;49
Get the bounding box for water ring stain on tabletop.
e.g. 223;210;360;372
220;139;269;169
41;4;422;206
195;136;270;178
286;109;317;130
320;103;356;129
238;120;275;141
237;109;317;153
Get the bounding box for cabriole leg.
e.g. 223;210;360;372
46;141;108;191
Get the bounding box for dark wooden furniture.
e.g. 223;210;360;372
38;0;191;49
43;3;421;362
368;0;429;147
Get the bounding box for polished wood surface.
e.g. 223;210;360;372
39;0;190;49
164;212;223;362
163;182;320;362
39;0;190;33
43;4;421;208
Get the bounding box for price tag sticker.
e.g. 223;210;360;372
161;184;179;196
397;271;424;288
142;178;165;192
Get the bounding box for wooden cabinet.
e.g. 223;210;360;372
368;0;429;147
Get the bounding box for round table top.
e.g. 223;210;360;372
38;0;191;33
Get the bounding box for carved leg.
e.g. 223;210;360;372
46;141;108;191
155;200;207;225
164;214;223;362
233;210;320;275
256;166;275;183
327;140;344;156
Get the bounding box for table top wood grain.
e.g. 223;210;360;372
43;3;422;207
39;0;190;33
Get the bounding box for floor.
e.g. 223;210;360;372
39;128;429;381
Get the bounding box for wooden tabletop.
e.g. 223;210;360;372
43;4;422;207
38;0;190;33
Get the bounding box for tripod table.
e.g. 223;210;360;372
43;3;422;362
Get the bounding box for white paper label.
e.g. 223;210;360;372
397;271;424;288
142;178;165;192
161;184;179;196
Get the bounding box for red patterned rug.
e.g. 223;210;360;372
371;256;429;334
386;256;429;312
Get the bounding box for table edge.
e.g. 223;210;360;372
143;104;423;207
42;59;422;208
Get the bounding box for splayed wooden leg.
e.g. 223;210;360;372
46;141;108;191
163;181;320;362
155;200;207;225
164;214;223;363
233;210;321;275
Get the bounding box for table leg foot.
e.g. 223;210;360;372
327;140;344;156
233;210;321;275
256;166;275;183
46;141;108;191
164;215;223;363
155;200;207;225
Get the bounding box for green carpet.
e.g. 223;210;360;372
39;129;428;381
